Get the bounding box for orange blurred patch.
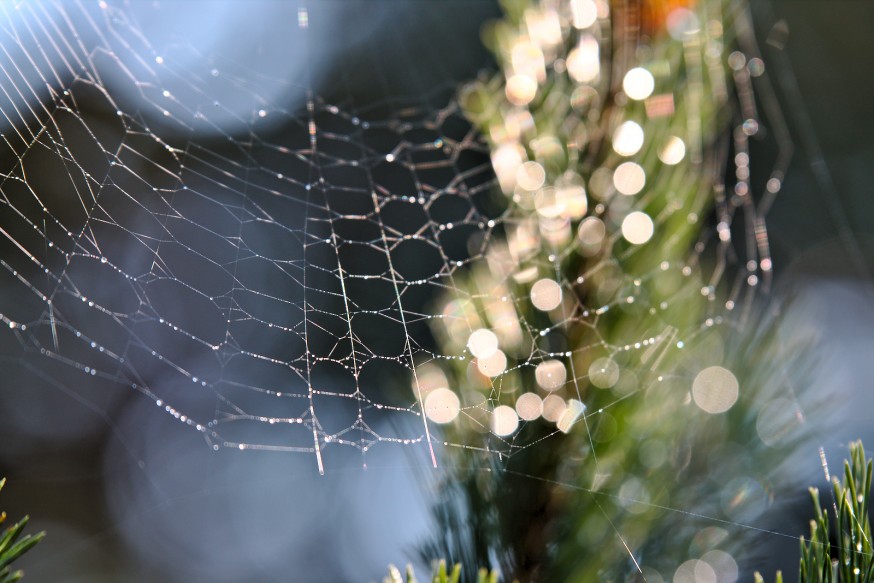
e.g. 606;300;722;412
641;0;698;36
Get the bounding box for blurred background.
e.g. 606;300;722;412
0;0;872;581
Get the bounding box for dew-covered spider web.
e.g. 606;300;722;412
0;0;829;578
0;0;511;473
0;1;789;464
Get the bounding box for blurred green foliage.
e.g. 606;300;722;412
415;0;798;581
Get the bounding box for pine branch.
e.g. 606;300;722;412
0;479;44;583
384;561;499;583
758;441;874;583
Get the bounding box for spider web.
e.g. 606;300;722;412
0;0;788;460
0;0;815;579
0;0;511;474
